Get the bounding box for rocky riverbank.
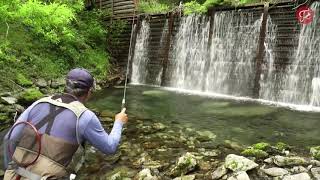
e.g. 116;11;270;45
77;111;320;180
0;69;125;131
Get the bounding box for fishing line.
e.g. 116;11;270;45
122;14;137;110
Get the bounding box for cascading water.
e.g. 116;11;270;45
154;19;169;86
168;12;262;96
259;16;278;101
131;20;150;84
168;15;210;91
205;11;262;96
279;2;320;106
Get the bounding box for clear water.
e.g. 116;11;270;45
88;85;320;147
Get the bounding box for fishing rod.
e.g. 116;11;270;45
121;14;137;110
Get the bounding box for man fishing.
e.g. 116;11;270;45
3;68;128;180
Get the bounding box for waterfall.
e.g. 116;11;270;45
259;16;278;101
154;19;169;86
205;11;262;96
279;2;320;106
168;15;210;91
129;4;320;108
168;12;262;96
131;20;150;84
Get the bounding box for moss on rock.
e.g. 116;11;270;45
252;142;271;151
275;142;290;151
19;88;43;104
241;148;269;158
16;73;33;87
310;146;320;160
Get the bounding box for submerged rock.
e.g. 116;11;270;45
282;173;311;180
211;165;228;180
170;152;198;177
273;156;307;167
196;130;216;142
224;140;245;151
225;154;258;172
142;90;168;97
311;167;320;179
227;171;250;180
151;123;166;131
260;167;289;177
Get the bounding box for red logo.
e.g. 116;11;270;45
296;5;314;25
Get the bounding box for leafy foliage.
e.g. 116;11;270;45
184;1;206;15
0;0;124;91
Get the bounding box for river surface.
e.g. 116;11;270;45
88;85;320;148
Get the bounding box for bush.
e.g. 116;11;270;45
184;1;206;15
15;73;33;87
138;0;171;14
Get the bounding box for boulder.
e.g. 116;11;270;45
18;88;44;105
260;167;289;177
211;165;228;179
311;160;320;167
201;150;220;157
50;78;65;88
170;152;198;177
227;171;250;180
311;167;320;179
283;173;311;180
14;104;25;113
225;154;258;172
241;148;268;159
135;168;158;180
0;97;17;105
273;156;307;167
290;166;308;174
35;78;48;88
311;146;320;160
264;157;273;164
173;175;196;180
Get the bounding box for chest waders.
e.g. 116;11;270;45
4;95;87;180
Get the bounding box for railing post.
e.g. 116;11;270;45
253;3;269;98
161;12;175;86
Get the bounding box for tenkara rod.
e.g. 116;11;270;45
122;13;136;110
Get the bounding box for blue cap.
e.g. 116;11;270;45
66;68;94;89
